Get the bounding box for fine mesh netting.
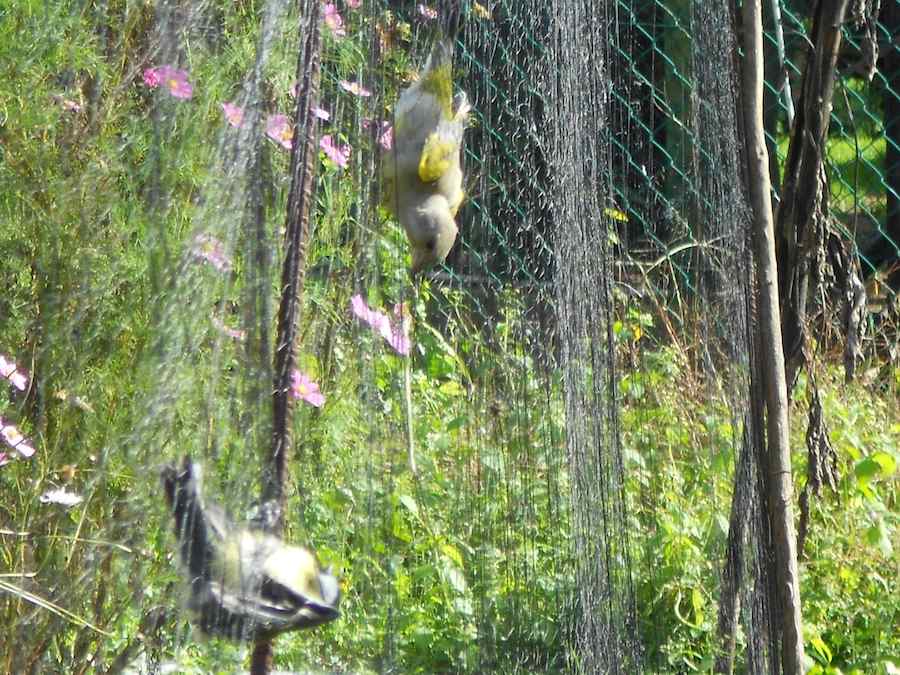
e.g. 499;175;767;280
1;0;898;673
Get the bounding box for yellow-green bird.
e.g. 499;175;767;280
383;38;470;274
161;457;340;641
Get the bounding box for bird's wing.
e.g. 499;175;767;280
188;579;294;641
414;87;469;185
393;90;442;172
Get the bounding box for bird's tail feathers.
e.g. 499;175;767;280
423;38;453;76
161;457;223;581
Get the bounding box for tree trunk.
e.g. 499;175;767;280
774;0;851;391
740;1;806;673
877;0;900;275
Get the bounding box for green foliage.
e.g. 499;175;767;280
619;338;733;672
794;372;899;671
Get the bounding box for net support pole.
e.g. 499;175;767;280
252;1;322;672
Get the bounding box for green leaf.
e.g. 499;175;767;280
399;493;419;518
418;321;472;385
438;380;464;398
869;451;897;477
714;514;730;538
855;451;896;484
855;457;880;483
809;635;833;664
442;564;468;595
441;543;464;568
446;415;467;431
391;510;412;543
690;587;705;626
674;589;702;629
865;520;894;557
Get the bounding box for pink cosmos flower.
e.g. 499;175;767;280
291;370;326;407
351;294;390;334
142;68;162;87
266;114;293;150
312;106;331;121
339;80;371;97
346;0;361;7
191;233;233;272
322;3;346;37
350;294;411;356
417;4;438;19
320;135;350;168
221;102;245;128
1;421;36;458
143;65;193;100
363;119;393;150
0;354;28;392
161;67;193;99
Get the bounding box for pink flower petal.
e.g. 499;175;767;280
312;106;331;121
0;354;28;391
144;65;193;100
350;294;369;322
339;80;371;97
350;295;411;356
0;355;15;377
346;0;361;7
363;119;393;150
417;3;438;20
221;102;245;128
290;369;326;407
351;294;389;334
266;113;293;150
320;135;351;168
322;3;346;37
384;327;411;355
1;426;22;445
0;452;8;467
191;233;233;272
1;422;36;458
167;78;193;99
9;372;27;391
143;67;162;87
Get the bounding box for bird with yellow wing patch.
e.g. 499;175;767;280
383;38;470;274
